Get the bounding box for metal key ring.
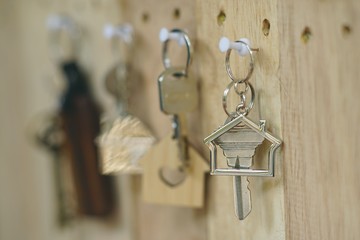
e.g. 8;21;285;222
234;80;249;96
162;29;192;75
222;80;255;117
225;40;254;83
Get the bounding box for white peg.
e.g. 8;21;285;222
219;37;252;56
159;28;185;46
103;23;133;43
46;15;77;35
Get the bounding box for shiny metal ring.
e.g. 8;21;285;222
222;81;255;117
234;81;249;96
225;40;254;83
162;29;192;75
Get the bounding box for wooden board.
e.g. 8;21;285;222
2;0;360;239
120;0;208;239
142;134;208;207
0;1;131;240
279;0;360;239
196;0;285;239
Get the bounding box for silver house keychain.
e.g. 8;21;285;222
204;37;282;220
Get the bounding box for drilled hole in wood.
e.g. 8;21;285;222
142;12;149;23
342;24;352;36
173;8;181;19
217;10;226;26
262;19;270;36
301;27;312;44
90;0;101;8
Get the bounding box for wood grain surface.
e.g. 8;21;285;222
119;1;207;239
279;0;360;239
195;0;285;239
1;0;360;239
142;134;208;207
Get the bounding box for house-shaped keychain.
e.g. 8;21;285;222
204;114;281;219
204;114;281;177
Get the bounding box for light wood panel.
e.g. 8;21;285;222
196;0;285;239
119;1;208;239
2;0;360;239
279;0;360;239
0;0;132;240
142;134;208;207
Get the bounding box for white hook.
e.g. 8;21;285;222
219;37;252;56
46;15;78;36
103;23;133;43
159;28;185;46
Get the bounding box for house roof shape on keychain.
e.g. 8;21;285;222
204;114;282;177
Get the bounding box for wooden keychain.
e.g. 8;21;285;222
141;28;207;208
97;24;155;175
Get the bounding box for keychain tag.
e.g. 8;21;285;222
141;134;208;208
98;115;155;174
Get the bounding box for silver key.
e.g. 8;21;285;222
158;67;198;115
157;68;196;187
215;124;264;220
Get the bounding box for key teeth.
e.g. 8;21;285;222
242;178;252;220
233;176;252;220
246;177;250;189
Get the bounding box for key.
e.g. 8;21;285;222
104;62;129;115
158;114;189;187
233;158;252;220
171;115;188;161
158;67;198;115
35;116;73;226
215;123;264;220
157;67;196;187
104;62;128;103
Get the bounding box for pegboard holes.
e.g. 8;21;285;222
217;10;226;26
301;26;312;44
142;12;150;23
342;24;352;36
262;19;270;36
90;0;101;8
173;8;181;19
